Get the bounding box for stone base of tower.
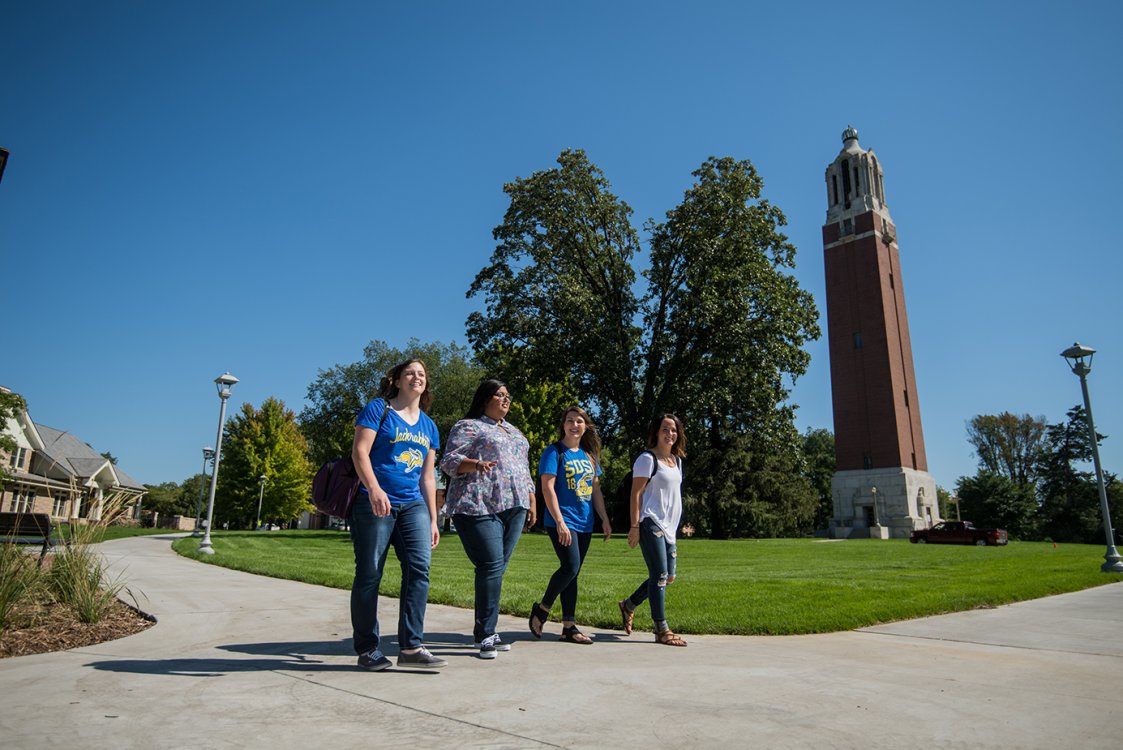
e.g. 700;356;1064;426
829;467;940;540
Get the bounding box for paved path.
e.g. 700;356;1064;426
2;534;1122;749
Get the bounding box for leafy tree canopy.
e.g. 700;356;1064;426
802;428;835;531
143;481;189;517
965;412;1046;486
300;339;484;466
217;397;314;528
1036;405;1116;543
1;389;27;483
467;150;821;537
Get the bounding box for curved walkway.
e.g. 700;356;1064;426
2;534;1122;749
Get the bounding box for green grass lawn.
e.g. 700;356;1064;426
171;530;1123;635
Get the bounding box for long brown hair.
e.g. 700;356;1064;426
556;405;601;463
646;413;686;457
378;358;433;412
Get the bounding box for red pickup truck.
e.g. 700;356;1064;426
910;521;1008;546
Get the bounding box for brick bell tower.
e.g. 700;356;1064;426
822;126;939;539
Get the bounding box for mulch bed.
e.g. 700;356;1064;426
0;595;154;659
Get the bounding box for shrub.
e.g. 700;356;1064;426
0;541;43;630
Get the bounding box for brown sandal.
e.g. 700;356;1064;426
618;600;634;635
655;629;687;647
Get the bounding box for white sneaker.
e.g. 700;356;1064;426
475;633;509;658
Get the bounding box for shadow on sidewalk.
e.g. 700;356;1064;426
81;636;478;677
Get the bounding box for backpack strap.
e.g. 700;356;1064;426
373;398;392;439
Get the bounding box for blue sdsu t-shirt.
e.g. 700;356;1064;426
355;399;440;505
538;444;601;533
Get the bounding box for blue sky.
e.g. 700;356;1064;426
3;1;1120;492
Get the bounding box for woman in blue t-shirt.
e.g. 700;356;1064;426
529;406;612;644
349;358;446;671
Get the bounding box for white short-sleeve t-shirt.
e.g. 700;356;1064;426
633;452;683;543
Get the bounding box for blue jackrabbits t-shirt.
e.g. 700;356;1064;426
538;444;601;533
355;398;440;505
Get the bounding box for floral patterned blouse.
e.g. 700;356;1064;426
440;416;535;517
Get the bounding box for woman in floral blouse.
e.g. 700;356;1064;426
440;379;536;659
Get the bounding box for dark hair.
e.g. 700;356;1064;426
378;359;432;412
646;413;686;457
465;379;506;419
557;405;601;463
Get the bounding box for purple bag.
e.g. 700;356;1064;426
310;399;390;518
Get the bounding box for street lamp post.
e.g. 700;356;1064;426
192;447;215;537
255;474;267;530
198;372;239;555
1060;343;1123;573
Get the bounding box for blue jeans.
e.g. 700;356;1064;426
349;498;432;654
543;527;592;621
453;506;527;641
626;518;677;624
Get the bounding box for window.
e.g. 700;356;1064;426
53;494;68;518
903;390;909;407
912;452;917;469
7;447;27;469
853;166;861;195
10;487;34;513
889;273;894;289
841;218;853;236
853;332;863;349
831;174;839;205
863;453;873;470
841;160;852;197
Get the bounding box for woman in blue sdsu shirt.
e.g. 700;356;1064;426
529;406;612;644
350;358;446;671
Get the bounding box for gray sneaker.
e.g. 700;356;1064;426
357;649;391;671
396;646;447;669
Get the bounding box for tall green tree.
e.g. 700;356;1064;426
955;472;1039;539
300;339;484;466
216;398;314;528
142;481;190;517
966;412;1047;486
1036;406;1119;543
802;428;836;531
467;150;821;537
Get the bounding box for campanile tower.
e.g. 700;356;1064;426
822;127;939;539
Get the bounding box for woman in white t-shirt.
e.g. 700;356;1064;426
618;414;687;647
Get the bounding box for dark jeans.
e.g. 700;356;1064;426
349;498;432;655
626;518;677;624
542;526;593;621
453;506;527;641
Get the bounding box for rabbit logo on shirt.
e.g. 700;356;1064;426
396;448;424;473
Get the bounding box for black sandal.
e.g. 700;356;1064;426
529;602;549;639
561;625;593;645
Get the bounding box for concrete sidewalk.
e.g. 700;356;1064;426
2;534;1121;749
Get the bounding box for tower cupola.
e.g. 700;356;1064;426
825;124;889;225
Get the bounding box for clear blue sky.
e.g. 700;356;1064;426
3;1;1120;492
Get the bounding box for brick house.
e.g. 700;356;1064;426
1;387;145;521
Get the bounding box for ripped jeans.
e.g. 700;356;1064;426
625;517;677;624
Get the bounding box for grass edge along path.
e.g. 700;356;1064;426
171;531;1123;636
